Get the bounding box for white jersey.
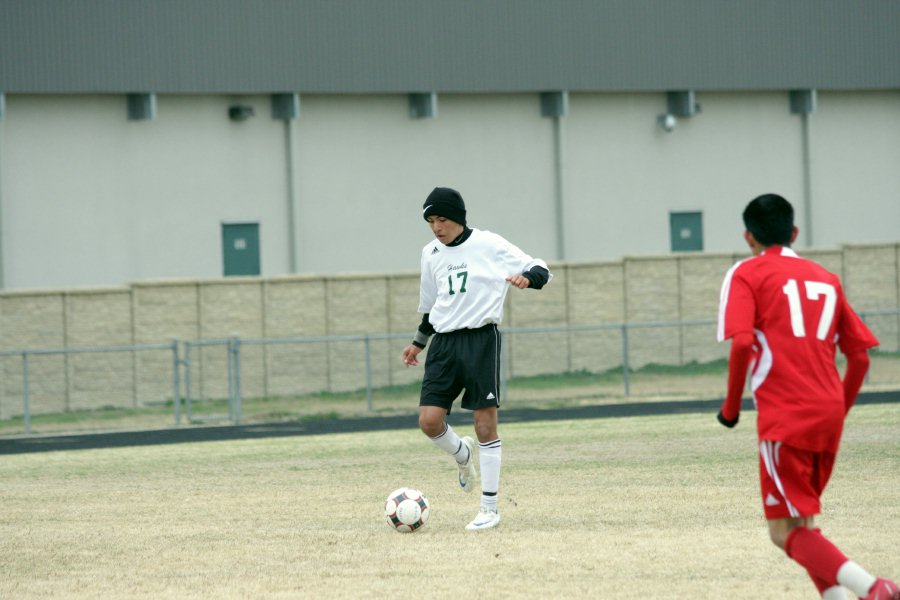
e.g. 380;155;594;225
418;228;551;333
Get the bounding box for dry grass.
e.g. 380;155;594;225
0;403;897;599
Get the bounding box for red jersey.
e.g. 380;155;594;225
717;246;878;452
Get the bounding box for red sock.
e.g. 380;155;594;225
807;573;830;594
784;527;848;588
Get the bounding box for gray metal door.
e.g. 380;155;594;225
669;212;703;252
222;223;260;276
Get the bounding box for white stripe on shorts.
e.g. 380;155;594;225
759;440;800;518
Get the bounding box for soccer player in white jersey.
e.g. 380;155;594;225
401;187;552;531
717;194;897;599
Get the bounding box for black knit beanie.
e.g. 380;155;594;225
422;187;466;226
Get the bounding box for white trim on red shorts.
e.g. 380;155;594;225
759;440;800;518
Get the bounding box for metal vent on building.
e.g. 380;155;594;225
409;93;437;119
789;90;817;114
271;93;300;120
126;93;157;121
667;91;699;117
540;91;569;117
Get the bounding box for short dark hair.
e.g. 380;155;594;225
743;194;794;246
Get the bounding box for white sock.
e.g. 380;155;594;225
479;439;501;509
836;561;877;598
429;423;470;464
822;585;848;600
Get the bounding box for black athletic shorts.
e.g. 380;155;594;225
420;324;501;414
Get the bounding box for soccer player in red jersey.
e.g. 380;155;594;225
717;194;898;600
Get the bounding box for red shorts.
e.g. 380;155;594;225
758;440;836;519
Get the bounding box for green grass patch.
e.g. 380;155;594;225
628;358;729;376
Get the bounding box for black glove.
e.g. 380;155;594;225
717;410;739;428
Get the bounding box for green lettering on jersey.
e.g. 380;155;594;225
447;271;468;295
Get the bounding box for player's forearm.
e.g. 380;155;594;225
521;266;550;289
722;333;755;421
412;313;435;349
842;350;870;413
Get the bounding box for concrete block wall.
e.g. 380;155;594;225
0;243;897;418
504;262;570;377
64;289;135;412
564;262;626;374
387;276;426;390
841;244;900;352
197;280;264;401
0;292;67;418
625;257;682;370
261;277;328;398
678;254;737;366
132;282;199;407
326;276;389;393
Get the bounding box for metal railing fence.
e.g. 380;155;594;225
1;309;897;434
0;340;180;433
180;333;414;425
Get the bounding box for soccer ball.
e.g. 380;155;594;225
384;487;430;533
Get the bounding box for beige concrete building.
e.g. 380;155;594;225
0;2;898;290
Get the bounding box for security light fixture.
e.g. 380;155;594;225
657;113;677;132
657;91;699;132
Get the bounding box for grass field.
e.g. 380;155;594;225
1;403;897;599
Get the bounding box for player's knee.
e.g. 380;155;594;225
767;527;788;550
472;417;498;442
418;414;443;438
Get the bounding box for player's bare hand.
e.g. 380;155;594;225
506;274;531;289
401;344;422;367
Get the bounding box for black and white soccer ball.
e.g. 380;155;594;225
384;487;430;533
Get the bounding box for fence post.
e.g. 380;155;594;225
183;342;193;422
22;351;31;434
226;338;234;422
231;336;242;425
171;339;181;426
860;313;871;385
364;335;373;412
621;324;631;396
